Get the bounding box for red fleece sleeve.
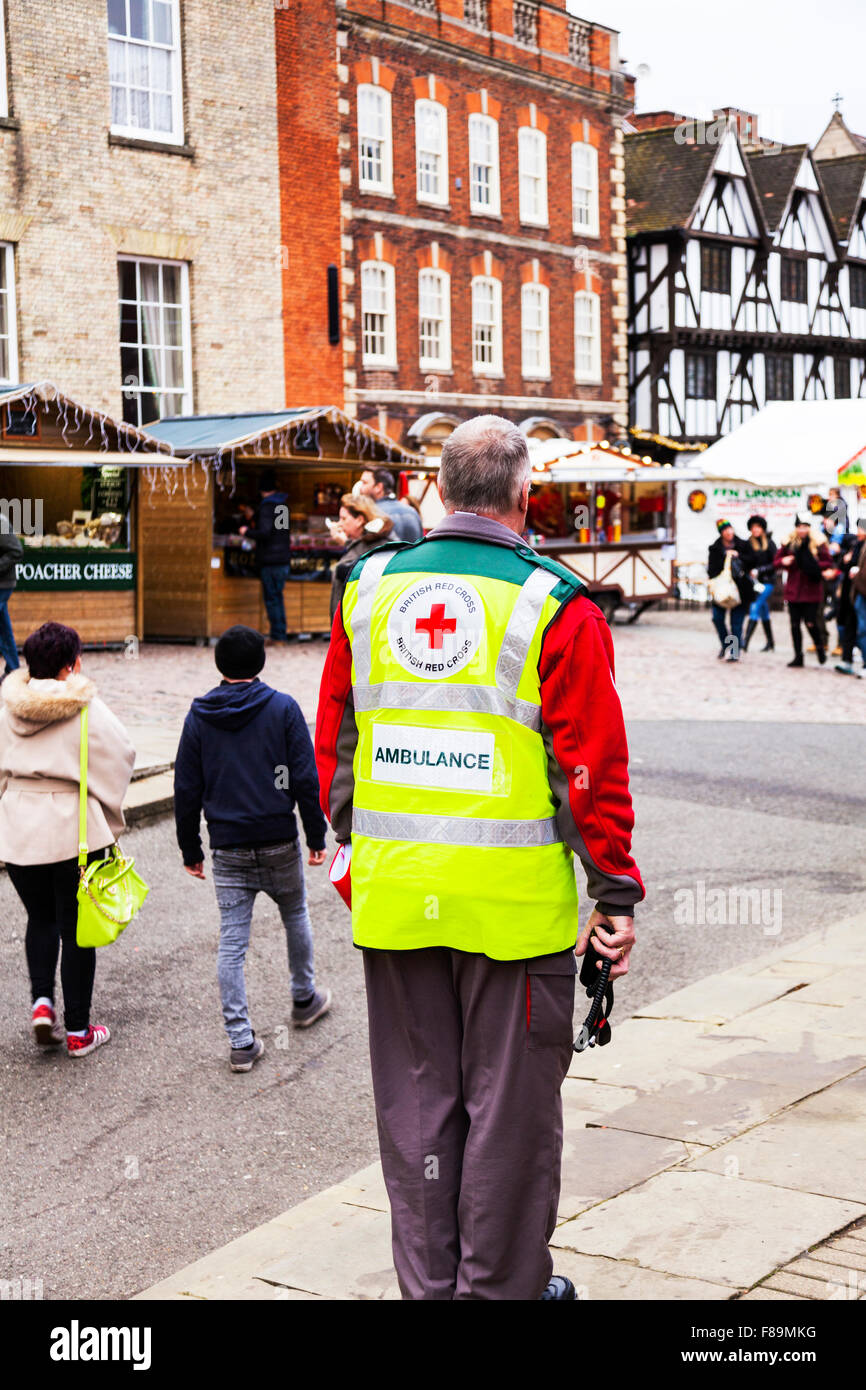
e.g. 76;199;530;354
538;595;644;915
314;607;356;837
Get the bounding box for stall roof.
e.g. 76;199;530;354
527;436;701;481
145;406;421;464
0;382;174;463
696;401;866;486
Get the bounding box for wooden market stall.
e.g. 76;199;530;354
0;382;174;646
524;438;702;621
141;407;421;640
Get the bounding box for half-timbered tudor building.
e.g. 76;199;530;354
625;118;866;446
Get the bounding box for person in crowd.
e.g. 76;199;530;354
317;414;642;1301
0;512;22;681
329;494;393;622
774;514;838;668
826;486;848;534
216;501;255;537
358;468;423;542
834;517;866;676
707;519;754;661
0;622;135;1056
239;470;293;644
742;515;777;653
174;625;331;1073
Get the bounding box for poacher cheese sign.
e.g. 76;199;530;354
387;578;484;680
371;724;495;793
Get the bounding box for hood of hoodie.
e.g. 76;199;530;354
1;668;96;735
261;492;288;508
190;677;277;731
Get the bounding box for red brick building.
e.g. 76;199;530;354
276;1;633;453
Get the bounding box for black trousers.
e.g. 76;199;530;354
788;601;821;658
6;852;105;1032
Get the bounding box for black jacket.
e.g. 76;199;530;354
0;527;23;590
174;678;327;864
247;492;293;568
743;535;777;585
329;529;394;621
707;536;755;605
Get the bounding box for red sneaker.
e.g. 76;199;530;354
32;1003;65;1047
66;1024;111;1058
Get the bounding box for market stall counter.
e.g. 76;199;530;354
142;408;421;640
0;382;174;646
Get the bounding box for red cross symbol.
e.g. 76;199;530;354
415;602;457;650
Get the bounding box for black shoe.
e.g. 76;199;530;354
760;620;774;652
742;619;757;652
726;651;740;662
787;655;804;668
816;648;827;665
230;1033;265;1073
716;647;726;659
539;1275;576;1301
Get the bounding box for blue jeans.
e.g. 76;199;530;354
855;592;866;665
260;564;291;641
748;583;773;622
0;588;20;670
711;601;747;651
212;840;316;1049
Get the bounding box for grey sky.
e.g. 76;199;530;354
573;1;866;147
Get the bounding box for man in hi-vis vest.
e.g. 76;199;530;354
316;416;643;1300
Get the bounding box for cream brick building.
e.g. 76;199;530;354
0;0;285;422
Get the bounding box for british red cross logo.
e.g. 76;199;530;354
414;602;457;650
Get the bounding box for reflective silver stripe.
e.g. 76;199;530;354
353;680;542;731
349;549;393;685
353;807;562;848
495;567;560;700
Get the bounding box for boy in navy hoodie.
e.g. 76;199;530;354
175;625;330;1072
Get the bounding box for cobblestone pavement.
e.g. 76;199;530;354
81;606;864;759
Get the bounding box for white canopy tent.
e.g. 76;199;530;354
676;401;866;566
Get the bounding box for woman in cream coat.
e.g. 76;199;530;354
0;622;135;1056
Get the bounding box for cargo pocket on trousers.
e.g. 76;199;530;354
525;950;577;1051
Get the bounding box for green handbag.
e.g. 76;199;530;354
76;705;149;948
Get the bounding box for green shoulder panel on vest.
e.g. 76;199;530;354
346;534;586;603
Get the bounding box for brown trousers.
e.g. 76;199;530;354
363;945;576;1300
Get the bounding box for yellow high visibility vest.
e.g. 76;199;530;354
341;533;585;960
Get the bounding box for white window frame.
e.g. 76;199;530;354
469;113;500;216
118;254;193;426
415;99;449;206
518;126;548;227
471;275;503;376
571;141;599;238
0;241;18;384
0;1;8;120
108;0;185;146
357;83;393;195
418;268;451;371
521;282;550;380
574;290;601;383
361;260;397;368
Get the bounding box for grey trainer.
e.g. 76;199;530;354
292;987;332;1029
230;1035;264;1073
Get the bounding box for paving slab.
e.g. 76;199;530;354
687;1070;866;1204
634;972;799;1025
762;1271;837;1299
739;1287;806;1300
752;960;837;983
567;1017;716;1092
135;1218;327;1301
548;1249;733;1301
785;1256;849;1283
786;965;866;1008
550;1170;864;1288
257;1203;399;1301
588;1072;810;1147
681;1028;865;1091
558;1124;689;1222
715;996;866;1044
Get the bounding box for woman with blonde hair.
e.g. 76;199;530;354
329;493;394;621
773;514;838;668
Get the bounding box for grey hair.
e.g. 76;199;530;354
438;415;530;515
